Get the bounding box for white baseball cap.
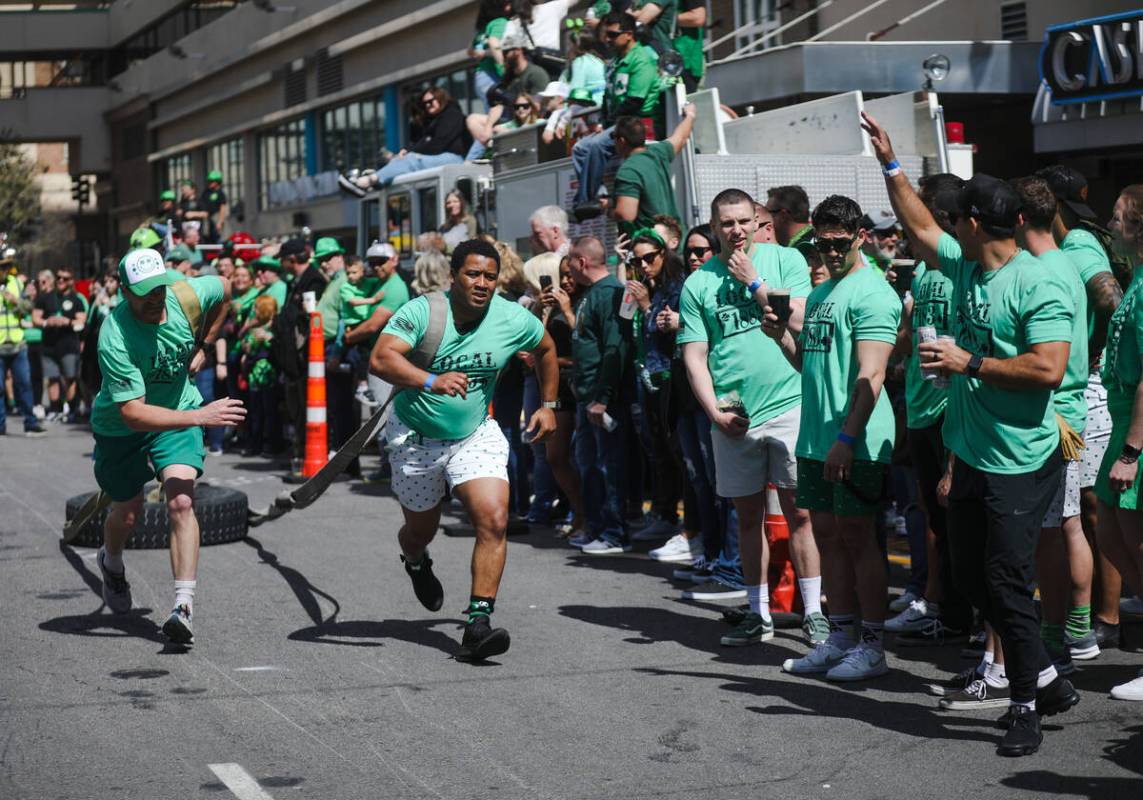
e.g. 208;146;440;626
540;81;570;98
118;248;178;296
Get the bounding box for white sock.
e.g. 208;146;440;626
797;576;822;616
101;547;124;574
1037;665;1059;689
1010;699;1035;711
174;579;196;613
984;661;1008;688
978;650;995;675
746;584;772;622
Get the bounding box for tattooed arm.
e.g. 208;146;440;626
1087;271;1123;366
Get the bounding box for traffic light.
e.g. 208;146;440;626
71;175;90;205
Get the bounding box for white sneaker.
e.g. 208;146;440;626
567;531;594;548
825;644;889;682
885;597;936;632
581;538;632;555
649;533;701;562
1110;671;1143;701
889;589;920;613
631;518;679;542
1121;596;1143;617
782;639;849;675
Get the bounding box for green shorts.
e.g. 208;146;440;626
795;457;885;516
1095;387;1141;509
93;428;205;502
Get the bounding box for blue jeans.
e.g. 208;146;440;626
376;152;465;188
0;347;36;430
574;401;627;543
523;373;559;521
474;69;499;112
194;368;225;452
572;126;616;207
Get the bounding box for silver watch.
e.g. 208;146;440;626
542;401;558;410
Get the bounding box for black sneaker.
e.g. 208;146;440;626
572;201;603;223
939;677;1011;710
1036;676;1080;718
1093;620;1120;649
24;423;47;437
680;580;747;602
457;617;510;661
996;705;1042;757
896;618;967;647
722;604;750;625
401;552;444;612
337;173;368;198
926;666;982;697
97;546;132;614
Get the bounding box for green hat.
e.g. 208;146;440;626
207;170;223;182
129;226;163;251
159;189;176;202
253;255;281;274
313;236;345;261
569;88;594;104
166;244;194;263
119;248;178;296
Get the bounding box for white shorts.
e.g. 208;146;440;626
384;414;509;512
711;404;799;498
1079;371;1111;489
1043;458;1082;528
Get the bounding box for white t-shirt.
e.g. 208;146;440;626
505;0;571;51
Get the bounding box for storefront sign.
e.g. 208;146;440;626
1040;11;1143;105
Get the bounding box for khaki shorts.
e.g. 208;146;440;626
711;404;799;498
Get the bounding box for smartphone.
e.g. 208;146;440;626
540;274;552;291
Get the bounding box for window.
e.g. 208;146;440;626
108;1;242;77
207;137;244;208
734;0;779;53
418;187;439;235
163;153;193;190
1000;2;1027;42
387;192;412;259
320;96;386;173
258;118;307;209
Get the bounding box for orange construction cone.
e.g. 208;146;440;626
303;312;328;477
764;483;799;614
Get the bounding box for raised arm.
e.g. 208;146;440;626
667;103;697;155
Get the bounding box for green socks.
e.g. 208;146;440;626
1065;605;1092;639
467;596;495;624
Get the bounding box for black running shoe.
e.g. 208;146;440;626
401;553;444;612
896;619;967;647
457;617;511;661
1036;676;1080;718
996;706;1042;757
1093;620;1120;649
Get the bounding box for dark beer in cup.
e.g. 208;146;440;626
769;289;791;322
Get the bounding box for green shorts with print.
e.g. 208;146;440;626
795;457;885;516
93;428;205;502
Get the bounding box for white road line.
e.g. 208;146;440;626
208;763;276;800
233;666;284;672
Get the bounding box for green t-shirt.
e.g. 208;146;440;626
91;276;225;437
674;0;704;77
475;17;509;77
1102;273;1143;393
571;275;628;405
613;140;679;238
377;272;410;313
796;262;900;463
604;44;661;122
317;270;347;340
677;244;810;427
384;292;544;440
339;276;383;327
1062;227;1112;344
936;233;1073;474
904;262;952;430
1039;249;1089;432
260;279;287;311
637;0;678;56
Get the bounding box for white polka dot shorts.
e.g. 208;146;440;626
384;414;510;512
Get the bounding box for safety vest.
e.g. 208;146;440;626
0;274;26;347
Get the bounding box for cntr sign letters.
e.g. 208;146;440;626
1040;11;1143;105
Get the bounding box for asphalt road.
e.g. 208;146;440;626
2;424;1142;800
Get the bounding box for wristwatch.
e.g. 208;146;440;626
542;401;558;410
1121;443;1142;464
966;353;984;378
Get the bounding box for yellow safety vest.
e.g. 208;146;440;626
0;274;26;347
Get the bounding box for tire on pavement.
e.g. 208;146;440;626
64;485;249;549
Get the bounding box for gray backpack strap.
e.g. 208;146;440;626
409;291;448;371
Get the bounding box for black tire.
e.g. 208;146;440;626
64;486;249;550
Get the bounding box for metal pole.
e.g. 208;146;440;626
868;0;951;41
806;0;894;42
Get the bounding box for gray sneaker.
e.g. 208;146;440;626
97;546;132;614
1064;630;1100;661
162;604;194;645
802;611;830;644
720;612;774;646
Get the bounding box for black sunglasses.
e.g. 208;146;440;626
813;235;858;254
513;103;532;110
685;246;712;258
632;251;662;266
421;97;437;107
604;29;625;39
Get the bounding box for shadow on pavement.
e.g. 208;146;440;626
288;618;462;656
1000;724;1143;799
244;535;341;628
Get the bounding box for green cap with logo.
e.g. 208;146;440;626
207;170;223;183
313;236;345;261
253;255;282;273
159;189;176;202
129;226;163;251
119;248;178;297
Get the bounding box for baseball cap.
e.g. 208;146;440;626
872;216;899;233
207;169;223;182
119;248;178;297
1038;165;1097;221
958;174;1022;232
166;244;193;263
540;81;570;98
277;238;308;261
502;34;529;50
366;240;397;261
129;226;163;251
159;189;176;202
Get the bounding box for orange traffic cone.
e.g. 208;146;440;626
764;483;799;614
303;312;328;477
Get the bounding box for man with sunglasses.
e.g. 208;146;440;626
764;195;900;682
679;188;826;645
571;12;662;221
862;112;1079;757
33;268;87;422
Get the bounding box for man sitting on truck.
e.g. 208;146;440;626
571;12;663;222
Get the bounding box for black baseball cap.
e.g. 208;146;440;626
277;238;309;262
958;174;1022;233
1037;165;1097;221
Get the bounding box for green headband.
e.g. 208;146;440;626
631;227;667;250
